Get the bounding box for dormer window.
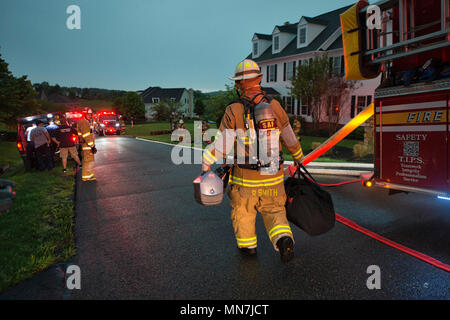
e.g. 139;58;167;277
273;36;280;51
297;16;326;48
298;27;306;44
253;42;258;56
152;98;160;103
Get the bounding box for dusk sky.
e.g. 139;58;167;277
0;0;354;92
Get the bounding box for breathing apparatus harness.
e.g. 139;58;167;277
231;92;284;171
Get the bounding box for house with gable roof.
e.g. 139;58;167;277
249;4;380;126
140;86;194;120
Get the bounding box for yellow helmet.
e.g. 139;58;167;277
229;59;262;81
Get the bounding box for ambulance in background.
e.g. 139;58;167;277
341;0;449;197
65;111;84;127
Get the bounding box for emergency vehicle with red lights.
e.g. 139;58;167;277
339;0;449;198
94;111;123;136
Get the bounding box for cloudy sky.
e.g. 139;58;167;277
0;0;354;92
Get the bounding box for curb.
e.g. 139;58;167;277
135;137;373;177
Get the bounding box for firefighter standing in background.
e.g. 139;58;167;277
202;119;211;144
177;119;186;142
77;110;96;181
292;115;301;141
202;59;304;262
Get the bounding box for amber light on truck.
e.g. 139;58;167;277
361;180;373;188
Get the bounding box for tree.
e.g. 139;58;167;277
0;51;39;126
194;99;206;117
204;84;238;126
151;99;182;121
290;54;330;131
324;76;358;134
114;92;145;120
47;84;62;96
290;53;357;134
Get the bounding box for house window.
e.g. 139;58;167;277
366;95;372;107
333;56;341;76
268;64;277;82
285;96;293;114
300;98;309;116
253;42;258;56
286;61;296;81
357;96;366;114
350;96;356;118
152;98;160;103
170;97;176;102
298;27;306;44
273;36;280;51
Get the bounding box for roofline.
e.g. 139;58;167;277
253;28;343;65
317;27;342;51
253;47;343;65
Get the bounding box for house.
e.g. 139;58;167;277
249;5;381;126
140;86;194;120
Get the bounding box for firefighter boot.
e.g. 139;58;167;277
239;247;257;257
276;236;294;263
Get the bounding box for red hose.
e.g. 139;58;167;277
287;164;362;187
287;165;450;273
336;213;450;273
305;176;362;187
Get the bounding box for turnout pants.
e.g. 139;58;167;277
81;144;95;180
228;184;294;251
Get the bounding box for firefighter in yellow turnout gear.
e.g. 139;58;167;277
77;112;96;181
202;59;304;262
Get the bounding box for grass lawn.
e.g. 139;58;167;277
124;121;365;162
0;142;76;293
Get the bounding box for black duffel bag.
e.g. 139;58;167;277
285;164;335;236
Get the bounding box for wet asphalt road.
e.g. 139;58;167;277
2;136;449;299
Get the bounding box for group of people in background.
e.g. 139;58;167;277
25;118;81;173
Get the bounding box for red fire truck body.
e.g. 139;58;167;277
374;83;449;195
342;0;449;196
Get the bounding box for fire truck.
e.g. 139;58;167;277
93;111;124;136
340;0;449;198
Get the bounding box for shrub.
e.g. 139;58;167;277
353;143;368;158
347;127;365;140
149;129;172;136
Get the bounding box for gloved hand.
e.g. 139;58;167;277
91;146;97;154
202;163;211;174
294;155;304;167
